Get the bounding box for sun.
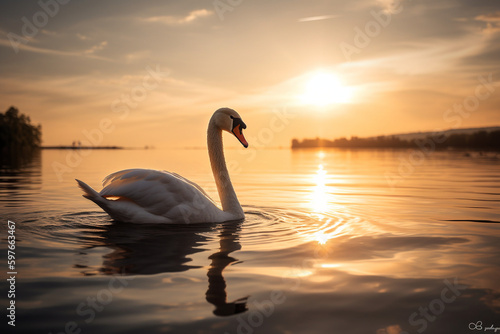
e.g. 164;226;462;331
300;71;353;106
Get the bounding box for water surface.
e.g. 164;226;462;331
1;148;499;334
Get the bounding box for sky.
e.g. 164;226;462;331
0;0;499;148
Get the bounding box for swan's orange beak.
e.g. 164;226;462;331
232;124;248;148
231;117;248;148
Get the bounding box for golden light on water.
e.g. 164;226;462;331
313;231;330;245
310;163;329;214
304;159;352;246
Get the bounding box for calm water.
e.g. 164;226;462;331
1;148;499;334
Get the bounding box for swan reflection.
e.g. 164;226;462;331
75;220;248;316
206;222;248;316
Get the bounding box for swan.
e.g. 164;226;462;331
76;107;248;224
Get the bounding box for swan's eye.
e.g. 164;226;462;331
231;117;246;132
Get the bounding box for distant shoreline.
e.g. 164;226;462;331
292;127;500;150
41;146;124;150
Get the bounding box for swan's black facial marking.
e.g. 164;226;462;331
230;115;247;131
230;115;248;148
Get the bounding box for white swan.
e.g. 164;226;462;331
76;108;248;224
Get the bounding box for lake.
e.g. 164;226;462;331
1;147;499;334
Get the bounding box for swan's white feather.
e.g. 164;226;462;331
80;169;234;224
102;169;213;201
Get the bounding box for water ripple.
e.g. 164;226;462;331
241;205;367;250
19;206;369;257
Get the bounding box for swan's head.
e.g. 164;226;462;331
213;108;248;148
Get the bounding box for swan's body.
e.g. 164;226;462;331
76;108;248;224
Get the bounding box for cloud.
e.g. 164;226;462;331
475;11;500;34
84;40;108;55
375;0;402;13
41;29;58;36
124;50;151;64
458;11;500;69
77;33;90;41
0;38;112;61
298;15;339;23
143;9;213;25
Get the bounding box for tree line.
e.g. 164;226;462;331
0;106;42;153
292;130;500;150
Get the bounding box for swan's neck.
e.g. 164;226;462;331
207;120;244;218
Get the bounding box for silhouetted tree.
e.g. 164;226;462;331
0;106;42;154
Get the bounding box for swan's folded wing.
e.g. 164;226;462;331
164;171;213;200
99;169;218;216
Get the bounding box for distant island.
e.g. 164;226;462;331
292;127;500;150
1;106;126;161
42;146;123;150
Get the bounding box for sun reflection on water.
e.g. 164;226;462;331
301;156;354;246
310;163;329;214
312;231;330;245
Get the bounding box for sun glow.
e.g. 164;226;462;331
300;71;353;106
